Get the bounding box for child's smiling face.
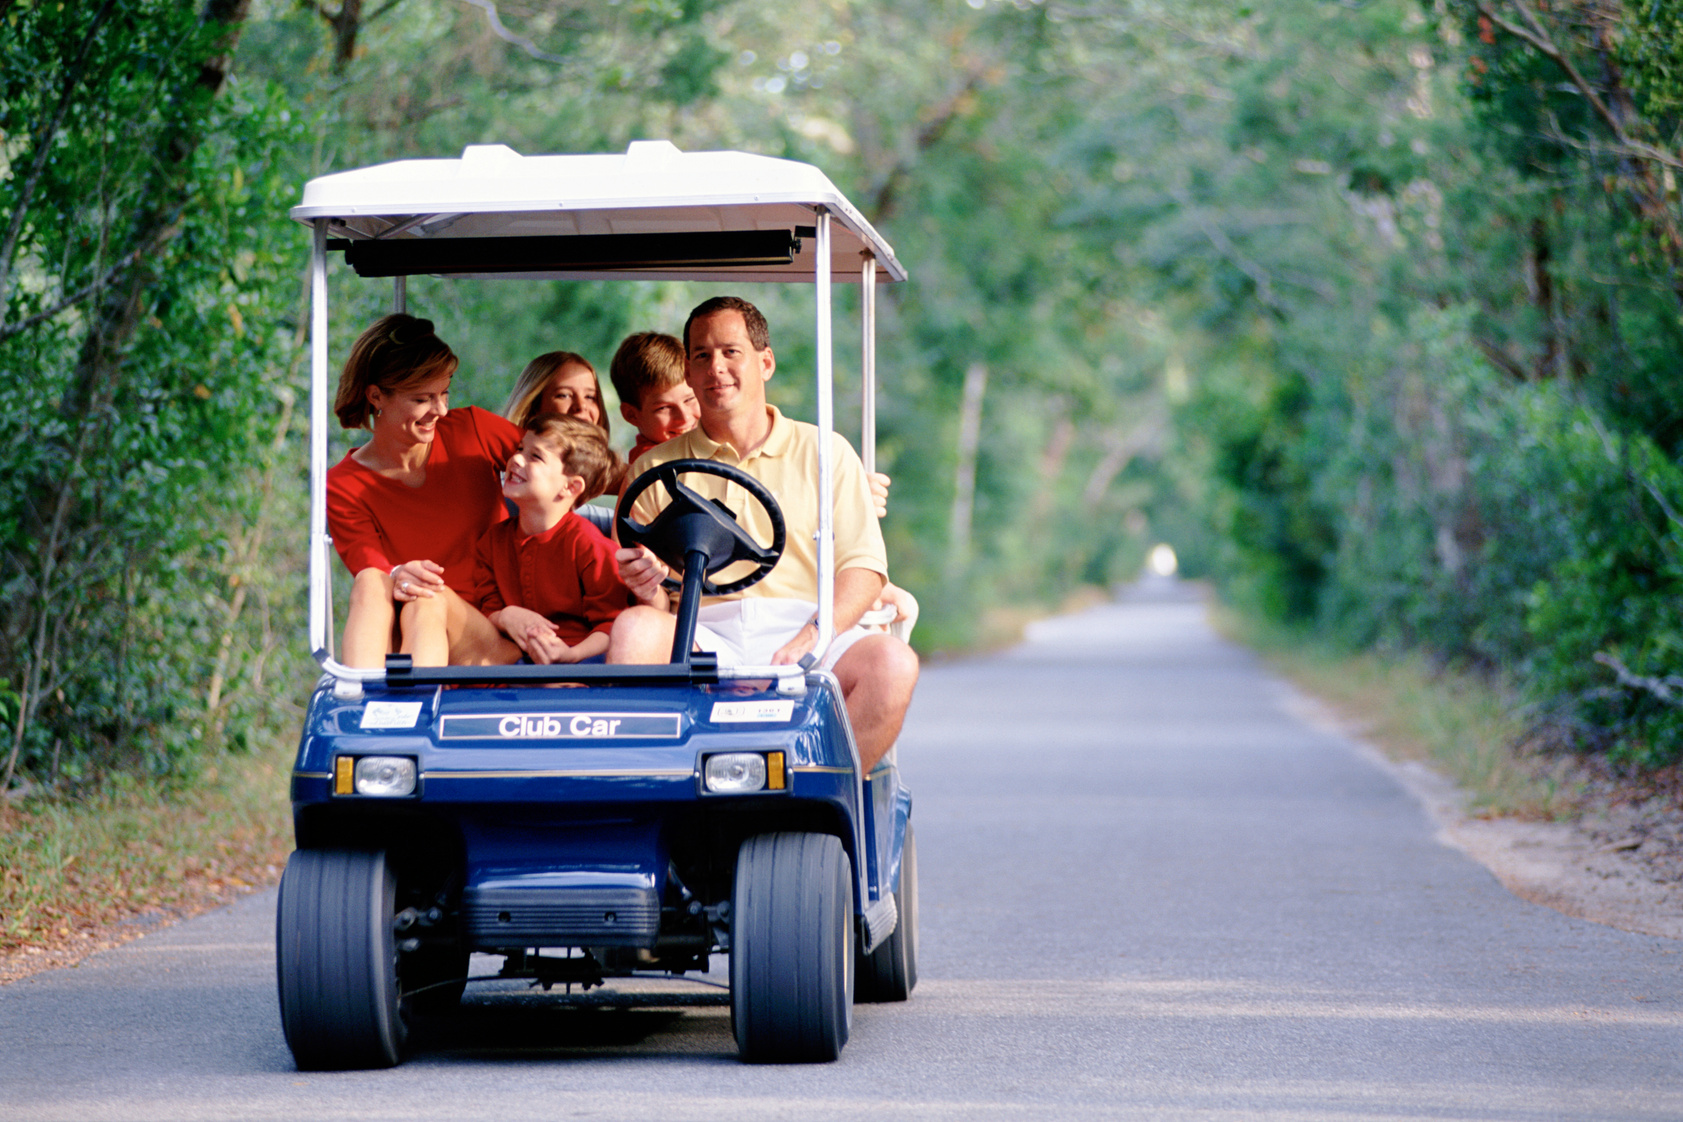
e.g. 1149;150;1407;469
502;432;581;509
631;382;700;444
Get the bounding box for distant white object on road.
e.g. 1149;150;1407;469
1148;543;1179;577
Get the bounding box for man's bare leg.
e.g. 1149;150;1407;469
832;633;919;772
607;605;678;664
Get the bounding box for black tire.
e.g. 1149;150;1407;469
401;944;469;1014
730;832;853;1063
276;848;405;1070
856;823;918;1003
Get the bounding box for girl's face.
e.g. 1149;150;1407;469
503;433;581;508
368;373;451;446
541;363;602;427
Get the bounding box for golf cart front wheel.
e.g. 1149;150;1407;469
730;831;853;1062
275;847;405;1070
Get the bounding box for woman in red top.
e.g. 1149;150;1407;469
327;314;521;667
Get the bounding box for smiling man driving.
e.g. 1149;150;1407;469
608;295;918;771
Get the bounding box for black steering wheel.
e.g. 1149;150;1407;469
615;459;786;596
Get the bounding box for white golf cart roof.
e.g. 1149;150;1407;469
292;140;907;285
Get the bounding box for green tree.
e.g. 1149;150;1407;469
0;0;308;788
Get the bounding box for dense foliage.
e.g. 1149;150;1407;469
1139;1;1683;767
0;0;308;789
5;0;1683;794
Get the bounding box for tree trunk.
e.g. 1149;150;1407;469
1527;216;1556;380
0;0;120;335
60;0;251;422
949;362;988;567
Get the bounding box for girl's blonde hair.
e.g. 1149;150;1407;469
333;314;457;430
503;351;610;439
524;412;620;505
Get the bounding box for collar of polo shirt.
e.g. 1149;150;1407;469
691;405;793;464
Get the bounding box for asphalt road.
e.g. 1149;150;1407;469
3;580;1680;1120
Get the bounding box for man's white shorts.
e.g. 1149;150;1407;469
693;598;871;670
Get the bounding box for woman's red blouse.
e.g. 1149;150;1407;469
326;407;521;595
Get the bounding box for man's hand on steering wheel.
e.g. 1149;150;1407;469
615;544;671;605
615;459;786;596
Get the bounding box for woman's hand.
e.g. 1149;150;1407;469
390;559;447;601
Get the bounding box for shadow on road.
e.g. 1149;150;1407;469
409;996;736;1063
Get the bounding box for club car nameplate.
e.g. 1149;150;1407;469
440;712;683;740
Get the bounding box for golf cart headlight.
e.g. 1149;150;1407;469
704;753;767;793
353;756;417;797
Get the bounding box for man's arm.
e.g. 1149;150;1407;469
769;567;887;666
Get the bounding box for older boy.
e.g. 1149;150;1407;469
609;332;699;465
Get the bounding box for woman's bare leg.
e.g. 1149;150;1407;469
446;591;521;665
399;587;519;666
342;568;397;668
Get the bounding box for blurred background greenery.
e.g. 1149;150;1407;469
4;0;1683;796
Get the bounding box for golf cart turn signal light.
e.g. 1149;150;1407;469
333;755;353;795
354;756;417;797
704;752;767;793
766;751;786;790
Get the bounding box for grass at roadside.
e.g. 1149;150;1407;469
0;739;294;980
1216;606;1582;820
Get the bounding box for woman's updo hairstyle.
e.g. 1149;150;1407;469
334;314;458;430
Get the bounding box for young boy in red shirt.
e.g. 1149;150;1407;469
471;413;642;664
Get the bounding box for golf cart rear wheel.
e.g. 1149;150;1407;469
856;823;918;1003
276;848;405;1070
730;832;853;1063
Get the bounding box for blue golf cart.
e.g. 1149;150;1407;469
276;142;917;1068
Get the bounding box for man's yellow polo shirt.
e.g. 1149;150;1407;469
627;405;888;602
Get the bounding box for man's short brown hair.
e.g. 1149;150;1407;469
608;332;685;410
684;295;770;354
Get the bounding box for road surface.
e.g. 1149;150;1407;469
3;580;1678;1120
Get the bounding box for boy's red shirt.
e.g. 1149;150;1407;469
325;407;520;596
470;512;631;643
628;433;661;466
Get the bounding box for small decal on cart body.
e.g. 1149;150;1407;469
360;701;423;729
710;699;796;723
